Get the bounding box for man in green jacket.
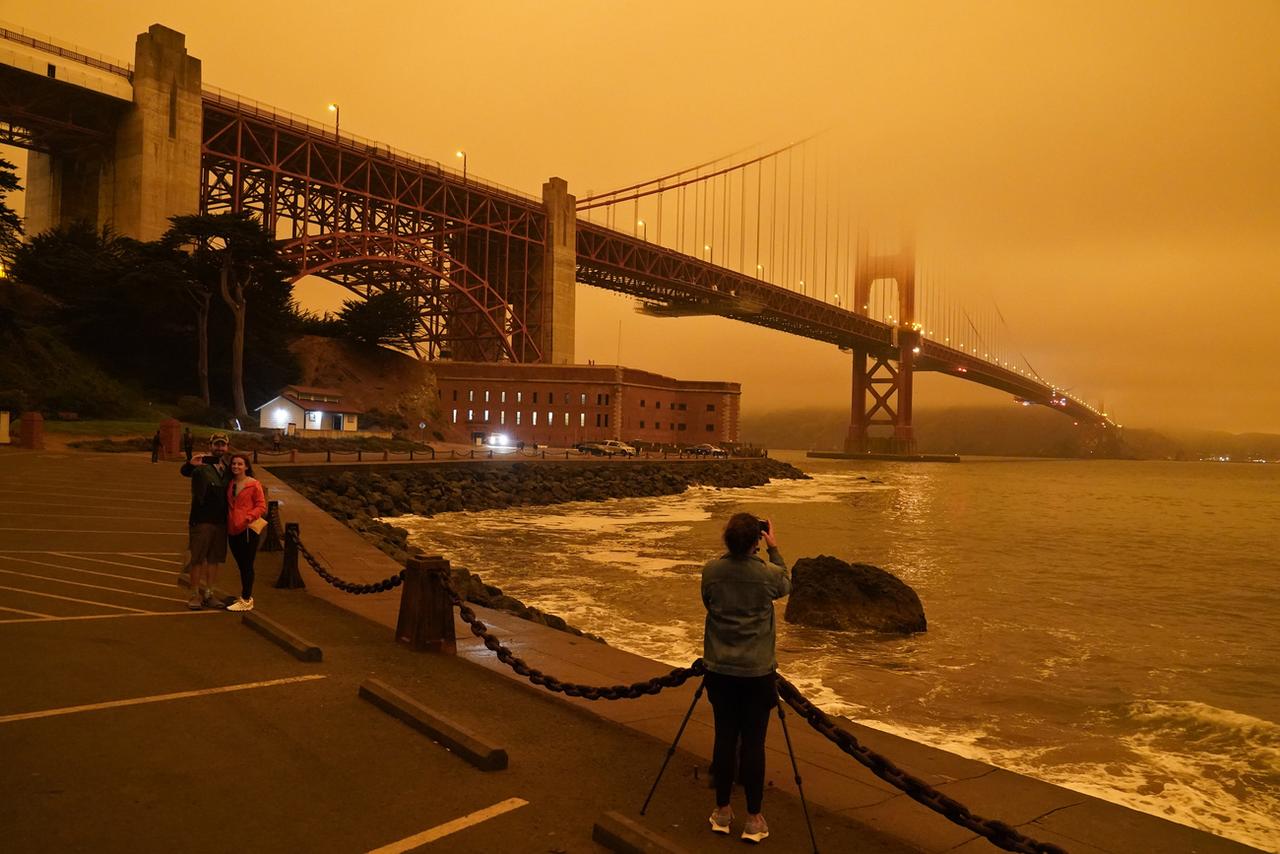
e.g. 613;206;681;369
180;433;230;609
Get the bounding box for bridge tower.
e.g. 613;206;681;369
846;235;918;454
23;24;202;241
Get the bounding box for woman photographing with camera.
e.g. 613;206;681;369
702;512;791;844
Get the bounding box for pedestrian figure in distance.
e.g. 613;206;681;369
225;452;266;612
272;431;281;452
150;430;161;463
182;427;194;461
702;513;790;844
180;433;231;609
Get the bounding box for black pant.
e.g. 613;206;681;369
705;670;776;814
228;530;260;599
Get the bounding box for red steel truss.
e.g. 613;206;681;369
200;93;548;362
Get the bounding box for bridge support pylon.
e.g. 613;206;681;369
24;25;202;241
844;234;917;455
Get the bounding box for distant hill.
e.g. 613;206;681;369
740;405;1280;461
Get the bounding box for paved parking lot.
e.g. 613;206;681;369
0;449;906;853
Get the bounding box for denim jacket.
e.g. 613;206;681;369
701;546;790;677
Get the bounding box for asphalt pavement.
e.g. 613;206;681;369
0;448;911;853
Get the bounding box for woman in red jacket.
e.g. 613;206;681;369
225;452;267;612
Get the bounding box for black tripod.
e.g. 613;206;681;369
640;675;819;853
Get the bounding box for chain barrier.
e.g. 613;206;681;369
279;524;1064;850
285;529;405;595
439;572;704;700
775;675;1067;854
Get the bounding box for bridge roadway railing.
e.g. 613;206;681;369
272;521;1068;854
0;21;133;79
200;85;539;206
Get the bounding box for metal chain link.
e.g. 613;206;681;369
286;530;405;595
280;527;1064;851
439;572;704;699
774;676;1069;854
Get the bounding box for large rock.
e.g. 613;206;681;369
784;555;926;634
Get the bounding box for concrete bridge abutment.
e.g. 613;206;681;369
541;176;576;365
24;24;202;241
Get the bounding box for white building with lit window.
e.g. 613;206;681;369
255;385;362;436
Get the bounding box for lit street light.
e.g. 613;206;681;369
455;150;467;184
637;219;646;241
704;244;713;264
327;103;340;140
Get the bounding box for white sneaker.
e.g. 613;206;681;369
709;807;733;835
227;597;254;612
741;814;768;843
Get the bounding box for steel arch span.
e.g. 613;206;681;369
280;232;538;362
199;91;550;363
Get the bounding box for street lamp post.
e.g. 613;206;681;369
704;244;713;265
455;150;467;184
327;103;340;140
637;219;646;241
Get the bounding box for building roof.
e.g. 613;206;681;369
255;393;364;415
284;384;345;397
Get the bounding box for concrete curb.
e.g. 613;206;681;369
358;678;508;771
241;611;323;662
592;811;689;853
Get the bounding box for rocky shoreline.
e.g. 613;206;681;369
274;458;808;641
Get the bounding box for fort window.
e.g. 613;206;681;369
579;413;585;426
639;420;645;429
500;411;506;425
678;423;687;431
451;409;458;423
500;391;507;403
452;390;458;401
467;409;474;421
706;424;715;432
532;392;539;404
516;411;522;425
595;414;601;427
604;414;610;427
656;401;662;409
707;404;716;412
580;393;587;405
532;411;538;425
516;391;523;403
484;390;490;402
640;400;646;407
468;390;474;402
483;410;489;422
547;411;553;425
563;412;570;426
564;393;571;405
605;394;611;405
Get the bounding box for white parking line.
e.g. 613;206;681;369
365;798;529;853
0;604;53;618
0;674;329;724
0;610;215;625
0;528;186;536
46;552;179;579
0;554;175;587
0;570;185;604
123;553;183;564
0;492;188;506
0;585;148;612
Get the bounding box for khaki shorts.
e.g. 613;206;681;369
189;523;228;565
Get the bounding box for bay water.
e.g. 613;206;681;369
393;454;1280;850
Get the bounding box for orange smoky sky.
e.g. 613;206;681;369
4;1;1278;433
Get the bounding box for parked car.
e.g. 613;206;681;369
689;443;729;457
578;439;637;457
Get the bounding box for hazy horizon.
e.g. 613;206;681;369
4;1;1277;433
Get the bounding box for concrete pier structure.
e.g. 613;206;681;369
541;177;577;365
23;24;201;241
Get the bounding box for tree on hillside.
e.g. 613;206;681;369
0;157;22;268
126;239;215;404
165;212;290;417
338;288;421;348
